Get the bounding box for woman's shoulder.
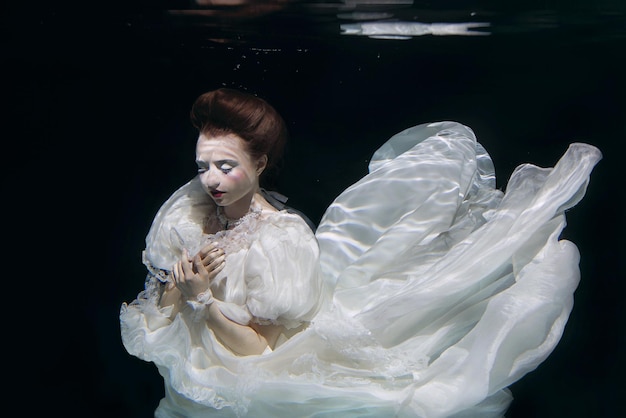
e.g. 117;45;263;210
258;189;317;232
246;208;320;258
260;209;317;238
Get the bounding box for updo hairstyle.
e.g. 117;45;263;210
190;88;288;181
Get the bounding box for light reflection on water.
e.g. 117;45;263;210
165;0;625;45
340;21;491;38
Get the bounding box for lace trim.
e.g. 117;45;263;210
215;204;262;230
142;250;171;283
196;207;268;257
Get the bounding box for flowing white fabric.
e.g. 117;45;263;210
120;121;602;417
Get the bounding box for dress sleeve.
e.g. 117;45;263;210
144;177;214;271
242;212;324;330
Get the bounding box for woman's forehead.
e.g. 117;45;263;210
196;133;249;159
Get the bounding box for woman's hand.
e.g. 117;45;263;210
173;244;225;300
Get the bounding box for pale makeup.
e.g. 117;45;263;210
195;133;266;219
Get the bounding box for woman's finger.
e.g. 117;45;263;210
200;247;223;265
211;262;225;277
172;262;179;282
209;255;226;271
193;256;207;276
198;243;220;258
180;256;194;278
173;262;184;283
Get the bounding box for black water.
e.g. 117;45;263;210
7;1;624;417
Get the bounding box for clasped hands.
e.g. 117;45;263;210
172;243;225;303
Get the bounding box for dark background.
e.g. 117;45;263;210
6;1;624;417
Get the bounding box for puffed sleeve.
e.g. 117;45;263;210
144;177;214;271
242;212;324;330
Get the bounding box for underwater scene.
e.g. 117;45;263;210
9;1;624;417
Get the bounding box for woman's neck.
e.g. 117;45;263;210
222;190;258;220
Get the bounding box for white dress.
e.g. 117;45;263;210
120;121;602;418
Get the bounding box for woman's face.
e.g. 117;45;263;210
195;133;265;209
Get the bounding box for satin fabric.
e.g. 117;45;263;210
120;121;601;417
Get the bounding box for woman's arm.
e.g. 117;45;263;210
161;265;282;355
172;244;285;355
159;282;183;317
159;244;224;319
205;303;284;356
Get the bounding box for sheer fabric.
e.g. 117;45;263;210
120;121;601;417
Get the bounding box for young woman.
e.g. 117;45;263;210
121;88;324;360
121;88;601;417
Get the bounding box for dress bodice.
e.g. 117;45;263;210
138;178;324;330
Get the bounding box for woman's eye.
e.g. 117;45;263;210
197;167;207;173
220;165;233;174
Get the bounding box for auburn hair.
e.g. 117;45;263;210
190;88;288;177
